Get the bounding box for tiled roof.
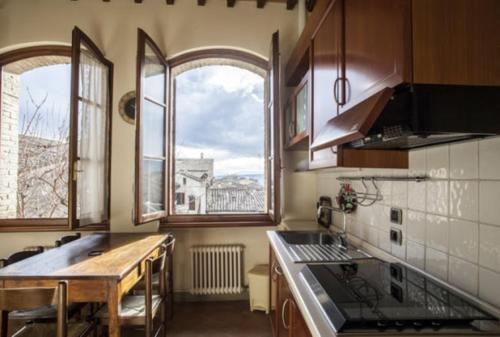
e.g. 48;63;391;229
207;187;264;213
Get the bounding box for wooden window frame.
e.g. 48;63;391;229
0;45;109;232
157;47;280;229
69;27;113;230
134;29;170;225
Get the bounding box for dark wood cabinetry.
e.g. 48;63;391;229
412;0;500;86
269;247;312;337
287;0;499;170
340;0;412;113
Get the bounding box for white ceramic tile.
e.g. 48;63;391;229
449;180;479;221
450;140;479;179
377;180;392;206
479;181;500;227
479;267;500;308
377;206;392;233
426;248;448;280
409;149;426;176
479;136;500;180
391;181;408;209
448;256;479;295
367;226;378;246
427;180;449;216
479;224;500;273
407;210;426;245
407;181;426;212
449;219;479;263
406;241;425;269
426;145;449;179
426;214;449;253
392;240;406;260
378;230;391;253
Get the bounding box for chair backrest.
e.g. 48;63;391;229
0;246;44;267
0;281;68;337
164;233;176;256
55;233;81;247
143;245;169;337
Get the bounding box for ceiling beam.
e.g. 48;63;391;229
286;0;297;10
198;0;206;5
256;0;266;9
227;0;236;7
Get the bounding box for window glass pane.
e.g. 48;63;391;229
296;83;308;134
142;99;165;158
144;44;165;103
142;159;165;214
0;57;70;219
173;65;266;215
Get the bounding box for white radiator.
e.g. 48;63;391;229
190;245;244;295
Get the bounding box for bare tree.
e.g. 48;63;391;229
17;87;69;218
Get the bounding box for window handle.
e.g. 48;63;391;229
72;160;83;181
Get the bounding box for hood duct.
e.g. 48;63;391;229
310;84;500;151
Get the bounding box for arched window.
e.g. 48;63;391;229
134;30;280;227
0;46;71;227
0;28;114;232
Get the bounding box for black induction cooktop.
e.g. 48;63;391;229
301;259;497;332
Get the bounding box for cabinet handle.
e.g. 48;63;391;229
333;78;340;105
272;262;283;276
281;298;290;329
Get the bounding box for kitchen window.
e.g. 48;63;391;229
0;27;113;231
134;30;280;227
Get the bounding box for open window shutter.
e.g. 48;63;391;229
267;31;281;224
69;27;113;229
134;29;169;225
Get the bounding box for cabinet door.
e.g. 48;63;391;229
412;0;500;86
310;0;343;169
340;0;411;113
277;268;292;337
290;299;313;337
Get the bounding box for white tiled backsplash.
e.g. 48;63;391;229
316;136;500;311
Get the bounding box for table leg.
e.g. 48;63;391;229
107;281;121;337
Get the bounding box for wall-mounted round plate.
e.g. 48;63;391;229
119;91;136;124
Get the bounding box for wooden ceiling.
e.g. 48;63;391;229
86;0;300;10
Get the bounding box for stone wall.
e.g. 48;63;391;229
0;71;19;218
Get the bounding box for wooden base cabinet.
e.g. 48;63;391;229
270;247;312;337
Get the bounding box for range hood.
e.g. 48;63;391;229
310;84;500;151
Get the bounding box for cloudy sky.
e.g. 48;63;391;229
174;65;265;178
18;64;71;140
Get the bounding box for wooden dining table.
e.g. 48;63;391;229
0;232;169;337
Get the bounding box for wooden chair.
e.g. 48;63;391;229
0;281;93;337
95;249;169;337
55;233;81;248
0;247;44;268
133;234;175;319
1;247;82;325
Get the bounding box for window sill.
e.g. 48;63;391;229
160;214;277;229
0;220;109;233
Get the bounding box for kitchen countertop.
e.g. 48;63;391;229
267;229;500;337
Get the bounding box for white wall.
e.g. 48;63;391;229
316;137;500;313
0;0;303;290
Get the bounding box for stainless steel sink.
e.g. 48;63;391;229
277;231;372;263
278;231;336;245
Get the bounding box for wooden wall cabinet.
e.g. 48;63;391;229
285;73;310;151
289;0;499;170
269;248;312;337
309;0;408;169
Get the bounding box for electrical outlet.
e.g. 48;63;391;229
390;228;403;245
390;207;403;225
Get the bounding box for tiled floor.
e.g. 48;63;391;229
125;301;272;337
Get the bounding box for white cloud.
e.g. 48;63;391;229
206;66;263;94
